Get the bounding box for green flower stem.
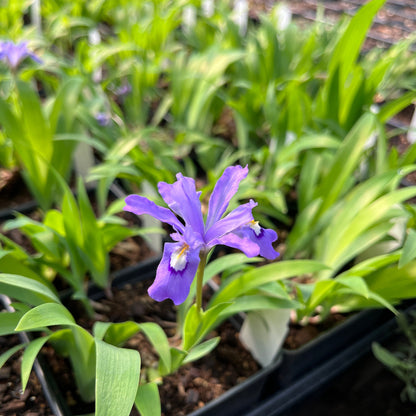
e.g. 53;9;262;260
195;251;208;315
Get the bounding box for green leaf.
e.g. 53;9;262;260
183;337;220;364
316;113;377;215
48;77;84;133
77;178;108;288
21;336;51;391
16;80;52;161
327;0;387;95
135;382;161;416
328;187;416;266
0;94;25;143
204;254;262;283
212;260;329;305
399;229;416;268
0;343;25;369
93;321;113;341
200;303;232;339
95;340;141;416
0;311;24;336
336;276;369;298
16;303;75;331
0;274;60;306
182;304;201;352
0;252;53;289
372;342;403;368
378;91;416;123
307;280;337;311
218;295;299;321
100;321;140;347
140;323;171;375
170;347;188;374
61;184;86;289
367;291;397;314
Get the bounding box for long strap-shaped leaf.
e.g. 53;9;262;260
0;274;60;306
322;0;387;121
95;339;141;416
135;382;161;416
211;260;329;305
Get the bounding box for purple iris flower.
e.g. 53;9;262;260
95;112;111;127
0;41;42;70
124;165;279;305
115;83;132;97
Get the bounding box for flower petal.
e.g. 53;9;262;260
158;173;205;235
124;194;184;233
208;233;260;257
205;199;257;243
238;224;279;260
28;51;42;64
206;165;248;230
148;242;201;305
0;41;41;69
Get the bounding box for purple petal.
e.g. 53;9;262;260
10;43;27;68
172;225;205;250
115;83;132;96
206;165;248;230
95;112;111;126
208;233;260;257
28;51;42;64
158;173;205;236
237;224;279;260
148;242;201;305
124;194;184;233
0;41;41;69
205;199;257;243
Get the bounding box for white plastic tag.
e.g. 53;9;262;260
240;308;291;367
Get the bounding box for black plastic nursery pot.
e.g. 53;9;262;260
0;198;39;222
276;307;393;387
245;302;416;416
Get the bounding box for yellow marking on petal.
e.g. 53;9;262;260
179;244;189;257
170;244;190;271
249;220;261;236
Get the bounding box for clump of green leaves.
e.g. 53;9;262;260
1;177;161;315
0;76;85;211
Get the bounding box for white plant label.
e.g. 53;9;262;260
240;308;291;367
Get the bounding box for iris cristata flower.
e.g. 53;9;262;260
0;41;41;70
124;165;279;305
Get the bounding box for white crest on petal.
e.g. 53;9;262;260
170;244;189;271
249;220;261;236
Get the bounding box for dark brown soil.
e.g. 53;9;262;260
0;334;53;416
283;313;348;350
0;169;33;212
109;211;157;272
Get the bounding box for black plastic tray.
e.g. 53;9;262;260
246;314;398;416
245;302;416;416
277;307;392;386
